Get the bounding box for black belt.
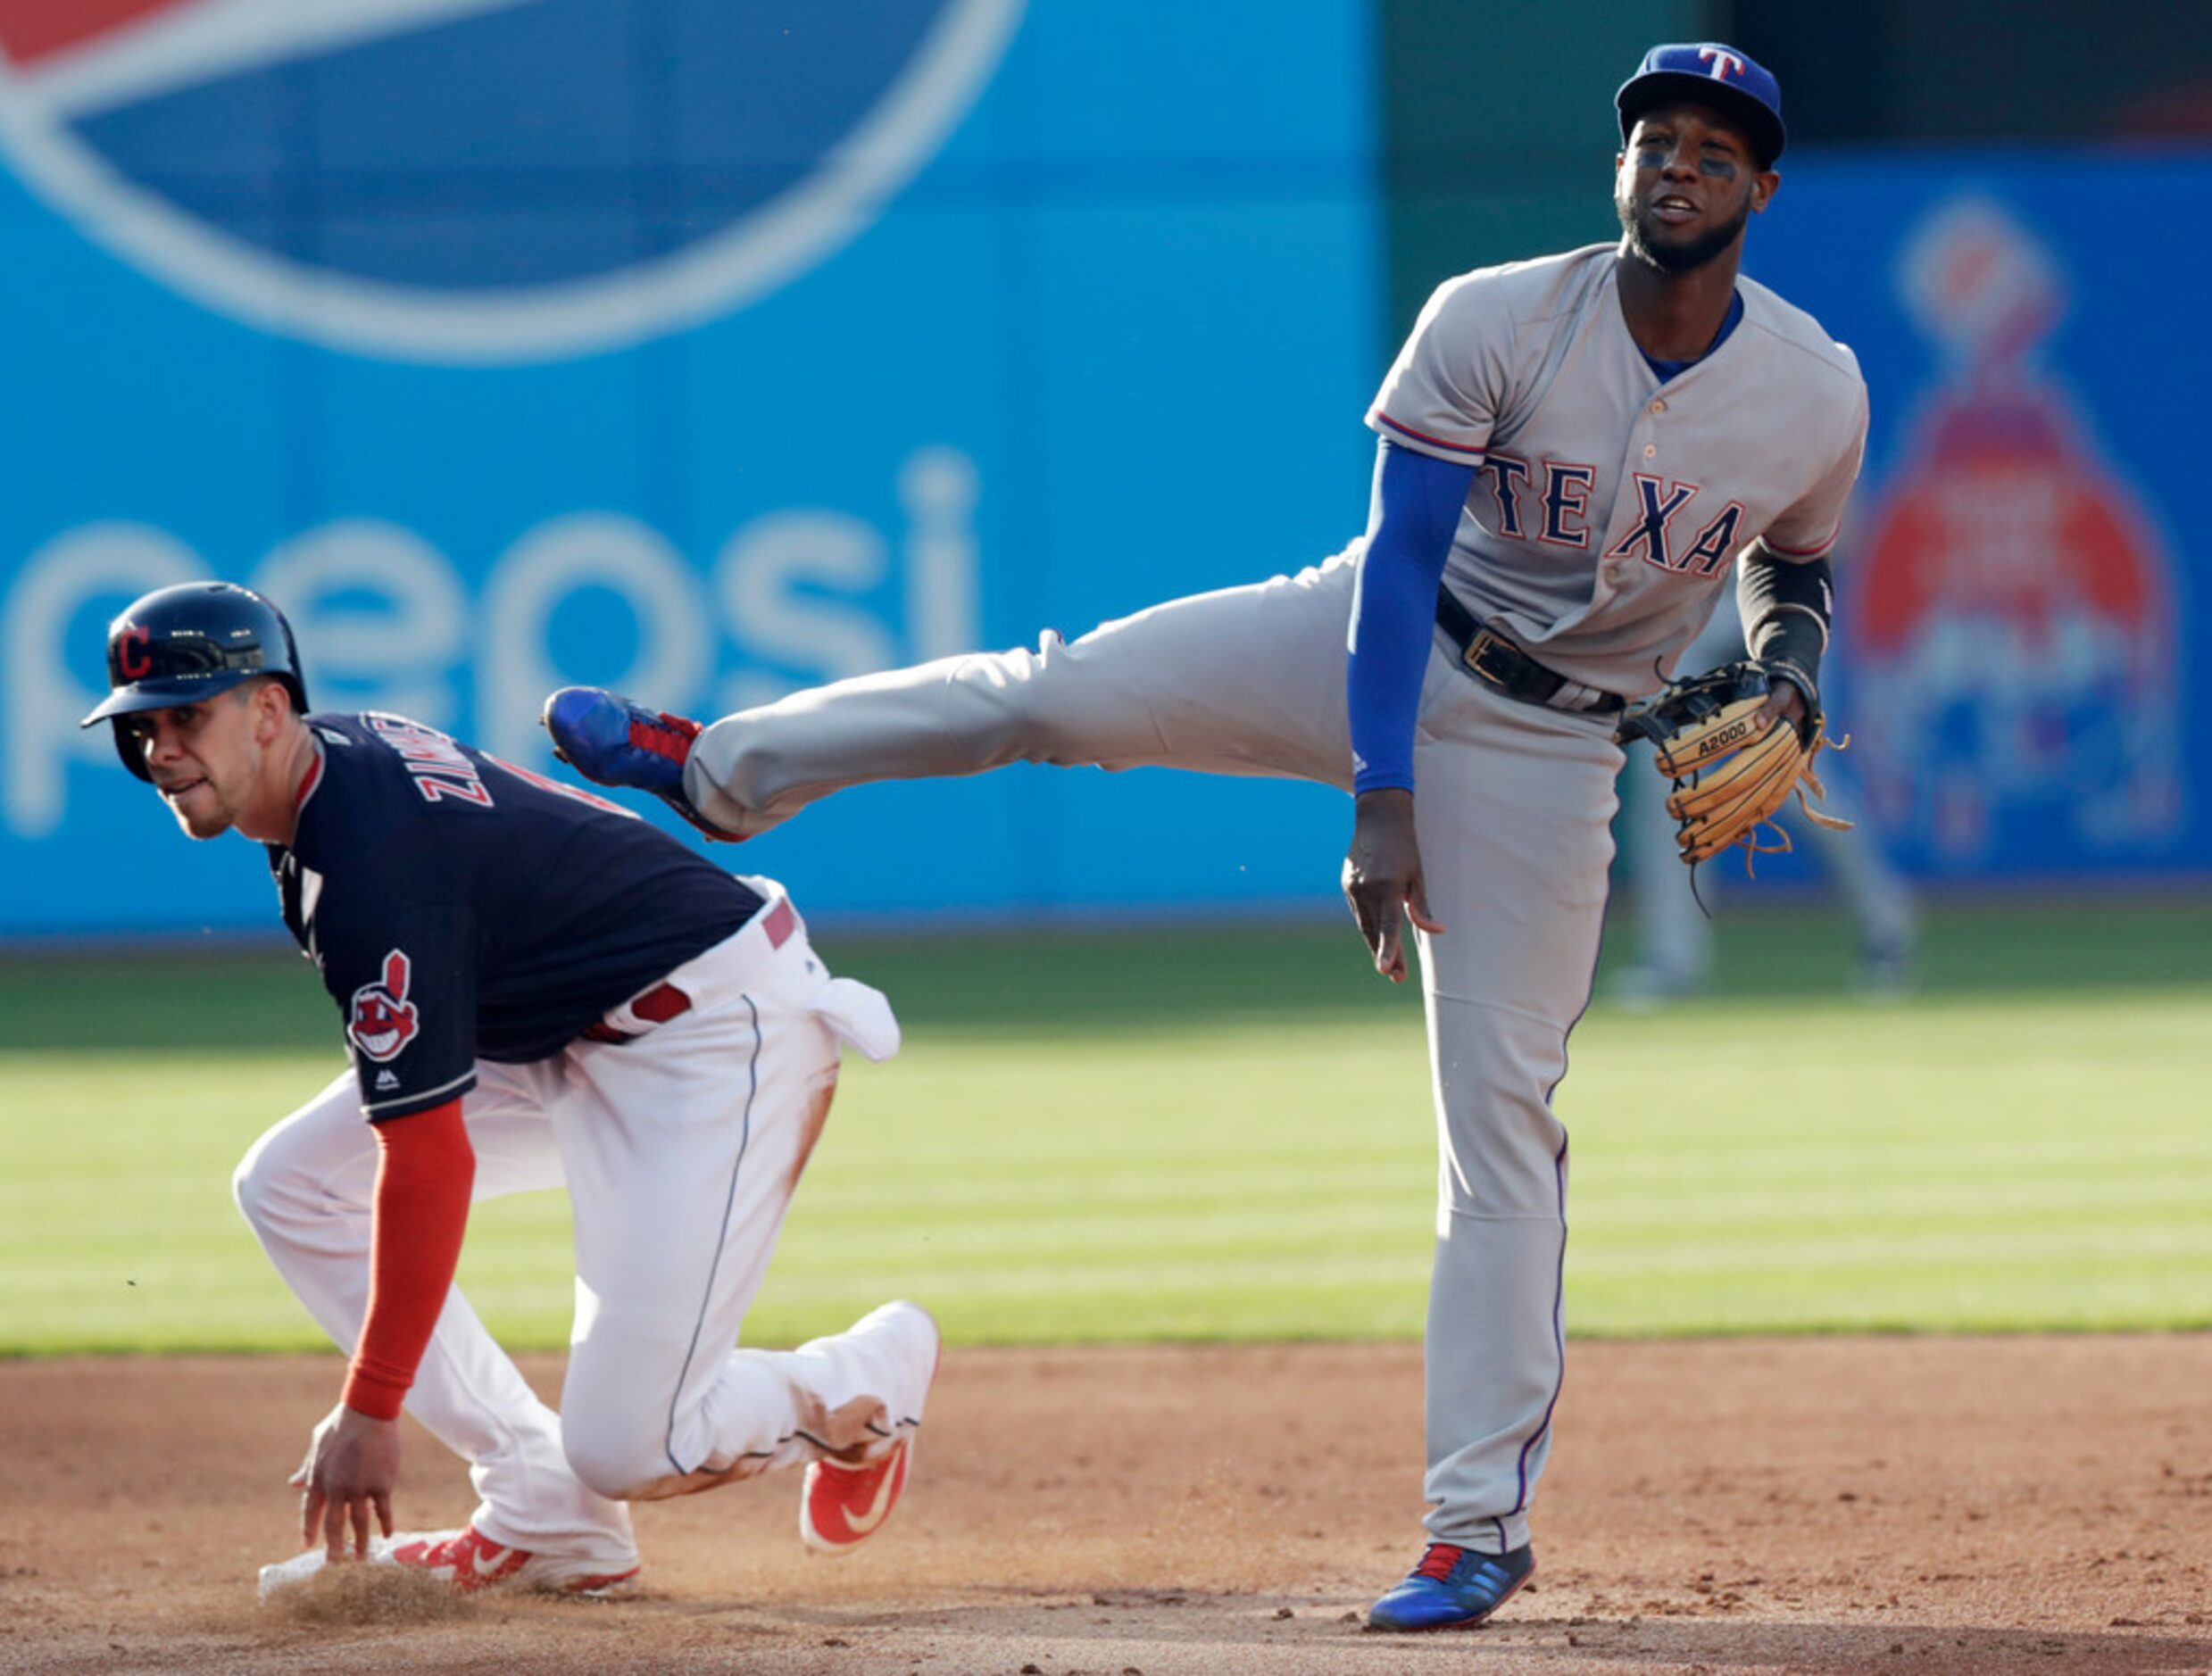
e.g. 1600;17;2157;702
1434;589;1624;717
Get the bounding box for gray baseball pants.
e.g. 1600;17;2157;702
687;547;1622;1552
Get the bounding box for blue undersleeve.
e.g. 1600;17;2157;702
1347;440;1478;793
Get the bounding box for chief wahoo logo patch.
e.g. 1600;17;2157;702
348;950;421;1063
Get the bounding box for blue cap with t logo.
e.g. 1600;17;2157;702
1616;43;1785;168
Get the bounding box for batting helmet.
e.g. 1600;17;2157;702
80;582;311;781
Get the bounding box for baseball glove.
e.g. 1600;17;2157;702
1617;661;1850;871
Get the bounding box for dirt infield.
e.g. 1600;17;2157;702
3;1335;2208;1675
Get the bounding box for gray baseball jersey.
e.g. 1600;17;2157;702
586;242;1875;1583
1368;243;1868;696
554;30;1857;1630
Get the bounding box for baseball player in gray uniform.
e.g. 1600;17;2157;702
547;43;1867;1632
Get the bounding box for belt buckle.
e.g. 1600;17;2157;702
1463;628;1517;690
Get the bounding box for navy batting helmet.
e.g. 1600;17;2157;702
80;582;311;781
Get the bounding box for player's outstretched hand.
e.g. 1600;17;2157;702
1342;788;1444;984
292;1402;401;1561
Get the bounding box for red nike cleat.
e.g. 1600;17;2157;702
258;1524;639;1600
801;1433;916;1556
797;1300;940;1556
382;1525;640;1596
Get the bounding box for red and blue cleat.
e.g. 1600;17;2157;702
1366;1542;1534;1632
541;687;741;842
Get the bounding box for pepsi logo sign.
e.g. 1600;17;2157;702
0;0;1022;362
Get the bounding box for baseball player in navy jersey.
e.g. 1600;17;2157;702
84;581;940;1598
548;43;1864;1631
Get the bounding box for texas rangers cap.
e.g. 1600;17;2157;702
1616;43;1785;168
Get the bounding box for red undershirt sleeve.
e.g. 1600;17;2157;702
341;1099;475;1422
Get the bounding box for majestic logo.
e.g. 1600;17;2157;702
1698;47;1747;81
0;0;1024;362
1851;197;2183;865
347;948;421;1063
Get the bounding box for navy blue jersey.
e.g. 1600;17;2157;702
269;712;761;1121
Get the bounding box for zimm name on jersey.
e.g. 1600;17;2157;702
366;713;494;808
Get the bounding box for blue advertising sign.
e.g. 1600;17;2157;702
0;1;1383;934
1734;152;2207;884
1;0;1023;361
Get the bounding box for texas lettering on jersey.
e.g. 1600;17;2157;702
347;949;421;1064
1368;248;1867;696
1478;454;1746;576
1601;475;1747;577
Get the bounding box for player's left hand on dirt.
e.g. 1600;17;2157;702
1616;660;1850;871
292;1402;400;1560
1343;788;1443;983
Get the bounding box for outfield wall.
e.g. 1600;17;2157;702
0;6;2204;937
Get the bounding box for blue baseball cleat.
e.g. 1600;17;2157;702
541;686;743;842
1366;1542;1534;1632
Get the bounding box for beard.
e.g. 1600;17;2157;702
1616;187;1751;275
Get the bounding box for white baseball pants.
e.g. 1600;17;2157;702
233;884;920;1565
686;551;1622;1553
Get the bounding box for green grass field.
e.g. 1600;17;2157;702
3;900;2208;1355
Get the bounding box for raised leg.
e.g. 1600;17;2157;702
686;552;1364;836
